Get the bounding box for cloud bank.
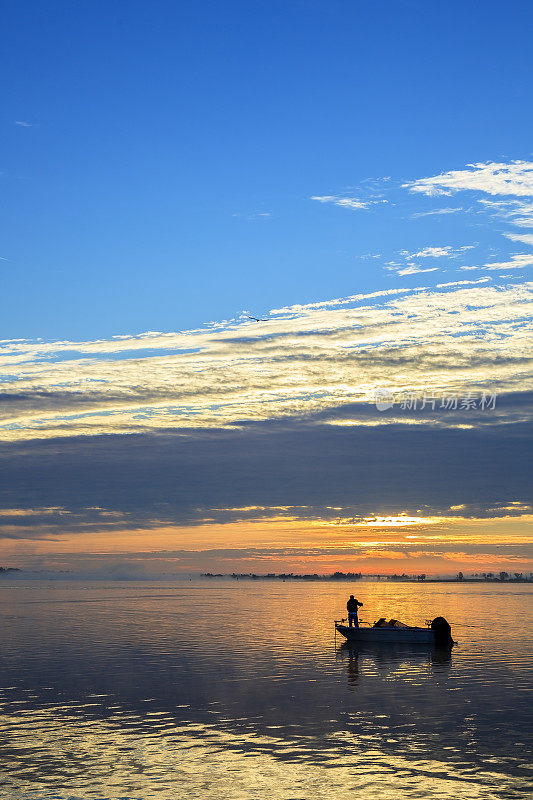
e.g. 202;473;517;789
1;280;531;442
2;158;532;574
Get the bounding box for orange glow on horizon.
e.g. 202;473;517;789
0;513;530;576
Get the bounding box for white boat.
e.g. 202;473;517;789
336;623;433;644
335;616;453;646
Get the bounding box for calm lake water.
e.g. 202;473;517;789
0;579;531;800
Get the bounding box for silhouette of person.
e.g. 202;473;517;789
346;595;363;627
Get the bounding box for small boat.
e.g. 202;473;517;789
335;616;453;646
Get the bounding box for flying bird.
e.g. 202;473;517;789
245;315;269;322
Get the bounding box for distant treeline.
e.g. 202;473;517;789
0;567;21;574
202;572;363;581
201;571;532;582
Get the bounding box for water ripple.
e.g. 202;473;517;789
0;580;530;799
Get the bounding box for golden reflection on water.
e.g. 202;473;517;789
2;710;525;800
0;580;530;799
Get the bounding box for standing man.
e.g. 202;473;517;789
346;595;363;627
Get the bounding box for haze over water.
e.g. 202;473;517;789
0;580;530;799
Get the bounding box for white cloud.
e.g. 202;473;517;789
311;195;370;210
232;211;271;220
396;265;439;276
460;253;533;272
400;245;476;260
14;120;34;127
478;199;533;234
503;232;533;246
386;244;476;277
408;246;453;258
510;203;533;228
484;253;533;271
411;207;464;218
405;160;533;198
436;278;491;288
385;258;441;276
271;287;417;314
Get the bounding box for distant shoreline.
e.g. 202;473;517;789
201;572;532;583
0;569;530;583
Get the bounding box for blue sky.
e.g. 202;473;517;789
2;0;533;339
1;1;532;576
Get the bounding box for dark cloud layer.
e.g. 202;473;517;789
0;397;531;539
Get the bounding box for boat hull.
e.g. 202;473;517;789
336;624;435;644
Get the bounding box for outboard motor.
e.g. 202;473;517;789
431;616;454;647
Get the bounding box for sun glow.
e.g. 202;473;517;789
352;515;438;527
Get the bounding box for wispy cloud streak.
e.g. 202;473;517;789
311;195;371;210
1;281;531;441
